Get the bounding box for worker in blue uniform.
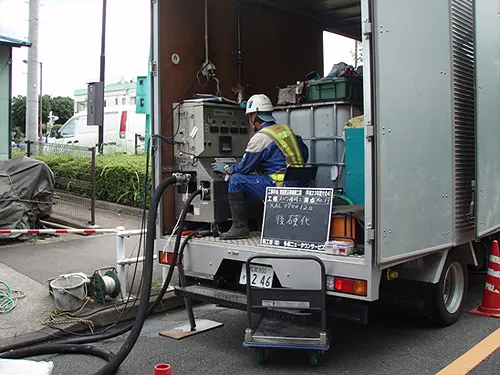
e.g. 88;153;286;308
212;94;309;240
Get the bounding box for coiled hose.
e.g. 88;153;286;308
0;177;204;375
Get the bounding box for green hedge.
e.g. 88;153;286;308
34;153;152;208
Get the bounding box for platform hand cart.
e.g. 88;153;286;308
243;254;329;365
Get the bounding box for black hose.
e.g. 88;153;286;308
179;229;212;263
0;176;180;374
93;175;179;375
57;189;202;349
0;185;203;354
162;189;204;297
0;344;114;362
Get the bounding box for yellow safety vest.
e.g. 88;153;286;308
259;124;304;185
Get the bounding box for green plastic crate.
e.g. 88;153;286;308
305;78;363;102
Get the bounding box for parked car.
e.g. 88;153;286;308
47;106;146;154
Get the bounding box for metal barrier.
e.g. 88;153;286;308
26;141;97;226
116;227;152;299
0;228;116;235
1;225;159;302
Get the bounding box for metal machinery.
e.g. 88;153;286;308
173;101;249;225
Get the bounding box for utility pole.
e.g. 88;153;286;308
354;40;358;69
39;62;43;141
26;0;40;153
98;0;107;150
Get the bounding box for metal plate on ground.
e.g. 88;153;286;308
159;319;223;340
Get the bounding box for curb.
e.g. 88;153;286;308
0;292;185;353
44;214;99;230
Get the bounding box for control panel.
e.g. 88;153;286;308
173;101;250;160
172;102;250;223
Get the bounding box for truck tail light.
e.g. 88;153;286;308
326;276;367;296
119;111;127;139
159;251;178;265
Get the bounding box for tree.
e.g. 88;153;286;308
50;96;74;124
11;95;26;132
10;95;74;138
41;94;52;124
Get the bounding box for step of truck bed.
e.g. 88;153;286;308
175;285;247;310
174;285;309;320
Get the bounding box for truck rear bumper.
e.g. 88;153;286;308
158;233;379;301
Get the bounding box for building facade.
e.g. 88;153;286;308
73;81;137;113
0;35;31;160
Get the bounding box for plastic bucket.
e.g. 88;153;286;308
50;275;87;311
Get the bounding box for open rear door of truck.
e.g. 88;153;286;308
475;0;500;238
372;0;476;264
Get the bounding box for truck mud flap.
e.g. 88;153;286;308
377;279;432;319
327;297;369;325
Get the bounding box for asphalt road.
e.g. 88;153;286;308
37;273;499;375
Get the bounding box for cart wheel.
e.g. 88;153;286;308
256;348;266;364
309;351;319;366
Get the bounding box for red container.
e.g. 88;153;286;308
154;363;173;375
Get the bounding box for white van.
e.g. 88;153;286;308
47;105;146;154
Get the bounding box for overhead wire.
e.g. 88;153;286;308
160;61;212;144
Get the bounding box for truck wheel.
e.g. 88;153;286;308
431;252;467;326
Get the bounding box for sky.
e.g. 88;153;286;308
0;0;355;98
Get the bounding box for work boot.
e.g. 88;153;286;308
220;192;250;240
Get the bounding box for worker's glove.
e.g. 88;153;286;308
211;162;230;175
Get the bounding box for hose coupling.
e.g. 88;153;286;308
173;173;192;185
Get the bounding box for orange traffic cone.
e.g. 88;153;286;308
154;363;173;375
470;240;500;318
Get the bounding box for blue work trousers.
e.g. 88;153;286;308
228;173;275;199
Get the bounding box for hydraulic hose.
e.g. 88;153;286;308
0;184;204;354
0;175;182;375
179;229;212;263
92;175;181;375
76;188;206;346
0;344;114;362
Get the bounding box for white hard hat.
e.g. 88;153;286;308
245;94;275;122
246;94;274;114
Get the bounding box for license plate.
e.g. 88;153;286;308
239;264;274;288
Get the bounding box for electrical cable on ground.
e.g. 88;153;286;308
117;137;151;316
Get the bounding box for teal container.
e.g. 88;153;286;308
345;128;365;204
305;78;363;102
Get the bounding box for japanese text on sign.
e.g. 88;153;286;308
261;187;334;250
275;214;311;227
261;238;326;251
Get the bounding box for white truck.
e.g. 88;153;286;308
47;105;145;154
150;0;500;331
